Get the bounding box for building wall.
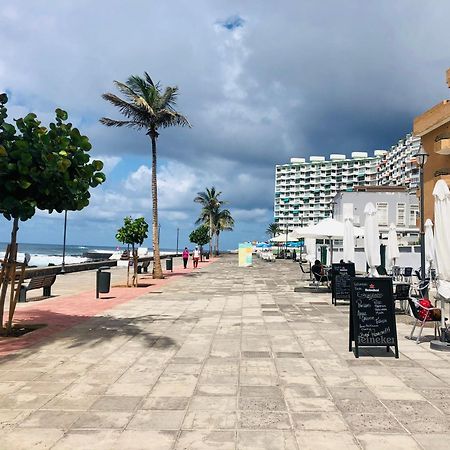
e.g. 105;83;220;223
333;190;419;236
274;131;427;230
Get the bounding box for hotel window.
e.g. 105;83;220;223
409;205;419;226
396;203;406;226
376;202;389;226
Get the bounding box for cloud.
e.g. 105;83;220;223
1;0;450;248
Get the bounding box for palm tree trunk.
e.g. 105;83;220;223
209;215;213;258
150;133;163;279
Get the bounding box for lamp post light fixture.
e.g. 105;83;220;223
416;145;428;290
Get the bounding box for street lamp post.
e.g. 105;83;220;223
416;145;428;292
285;227;288;259
176;227;179;256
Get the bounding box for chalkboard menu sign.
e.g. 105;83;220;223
349;277;399;358
331;263;355;305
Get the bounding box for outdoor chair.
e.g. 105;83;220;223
299;262;311;275
391;266;401;281
312;270;330;290
393;283;410;312
407;297;444;344
376;265;388;276
403;267;413;283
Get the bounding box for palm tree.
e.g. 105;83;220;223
194;187;223;258
100;73;190;278
266;222;281;238
214;208;234;255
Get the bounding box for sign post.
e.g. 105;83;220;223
349;277;399;358
331;262;355;305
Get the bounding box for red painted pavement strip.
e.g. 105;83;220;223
0;259;215;357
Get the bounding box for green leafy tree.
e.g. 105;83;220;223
266;223;281;238
189;225;209;262
116;216;149;287
0;93;105;335
101;72;190;279
213;208;234;255
194;187;223;258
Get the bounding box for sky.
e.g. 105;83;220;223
1;0;449;251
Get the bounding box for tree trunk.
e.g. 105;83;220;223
0;218;19;335
132;245;138;287
209;215;213;258
216;231;220;256
150;132;163;279
126;244;130;287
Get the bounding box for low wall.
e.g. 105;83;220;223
23;254;176;280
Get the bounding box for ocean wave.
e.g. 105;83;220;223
0;252;88;267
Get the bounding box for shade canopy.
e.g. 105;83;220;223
364;202;381;276
424;219;435;270
387;223;400;268
433;180;450;299
343;217;355;263
293;218;363;239
270;233;299;243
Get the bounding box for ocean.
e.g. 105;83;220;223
0;242;176;267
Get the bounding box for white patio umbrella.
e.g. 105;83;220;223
387;223;400;269
424;219;435;276
433;180;450;302
343;216;355;263
304;237;316;263
364;202;381;276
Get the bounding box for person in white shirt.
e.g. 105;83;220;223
193;247;200;268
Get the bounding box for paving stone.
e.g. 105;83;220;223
183;411;236;429
239;397;286;411
239;411;291;429
175;430;235;450
295;430;359;449
114;430;176;450
90;395;142;411
240;386;283;398
19;410;81;429
275;352;304;358
141;396;190;410
72;411;132;429
237;430;298;450
52;429;122;450
1;428;65;450
344;413;403;433
127;410;185;430
291;412;348;431
242;351;272;358
189;395;236;411
357;433;422;450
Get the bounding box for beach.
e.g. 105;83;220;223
1;256;450;449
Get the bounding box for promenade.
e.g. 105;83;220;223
1;256;450;449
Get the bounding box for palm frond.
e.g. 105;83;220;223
99;117;140;129
101;93;154;124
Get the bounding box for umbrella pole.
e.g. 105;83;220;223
329;236;333;265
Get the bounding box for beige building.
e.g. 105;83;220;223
413;69;450;222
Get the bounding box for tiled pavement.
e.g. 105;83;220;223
1;255;450;449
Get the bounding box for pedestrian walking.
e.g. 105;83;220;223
193;247;200;268
182;247;189;269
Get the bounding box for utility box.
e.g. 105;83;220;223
165;257;173;272
96;266;111;298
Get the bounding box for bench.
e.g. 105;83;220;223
137;260;150;274
19;275;57;302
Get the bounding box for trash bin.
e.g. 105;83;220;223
96;266;111;298
165;257;173;272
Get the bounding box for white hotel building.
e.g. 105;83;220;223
274;134;421;231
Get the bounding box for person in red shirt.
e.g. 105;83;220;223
182;247;189;269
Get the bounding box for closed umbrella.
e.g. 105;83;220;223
387;223;400;268
424;219;435;276
364;202;381;276
433;180;450;301
305;237;316;263
343;216;355;263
